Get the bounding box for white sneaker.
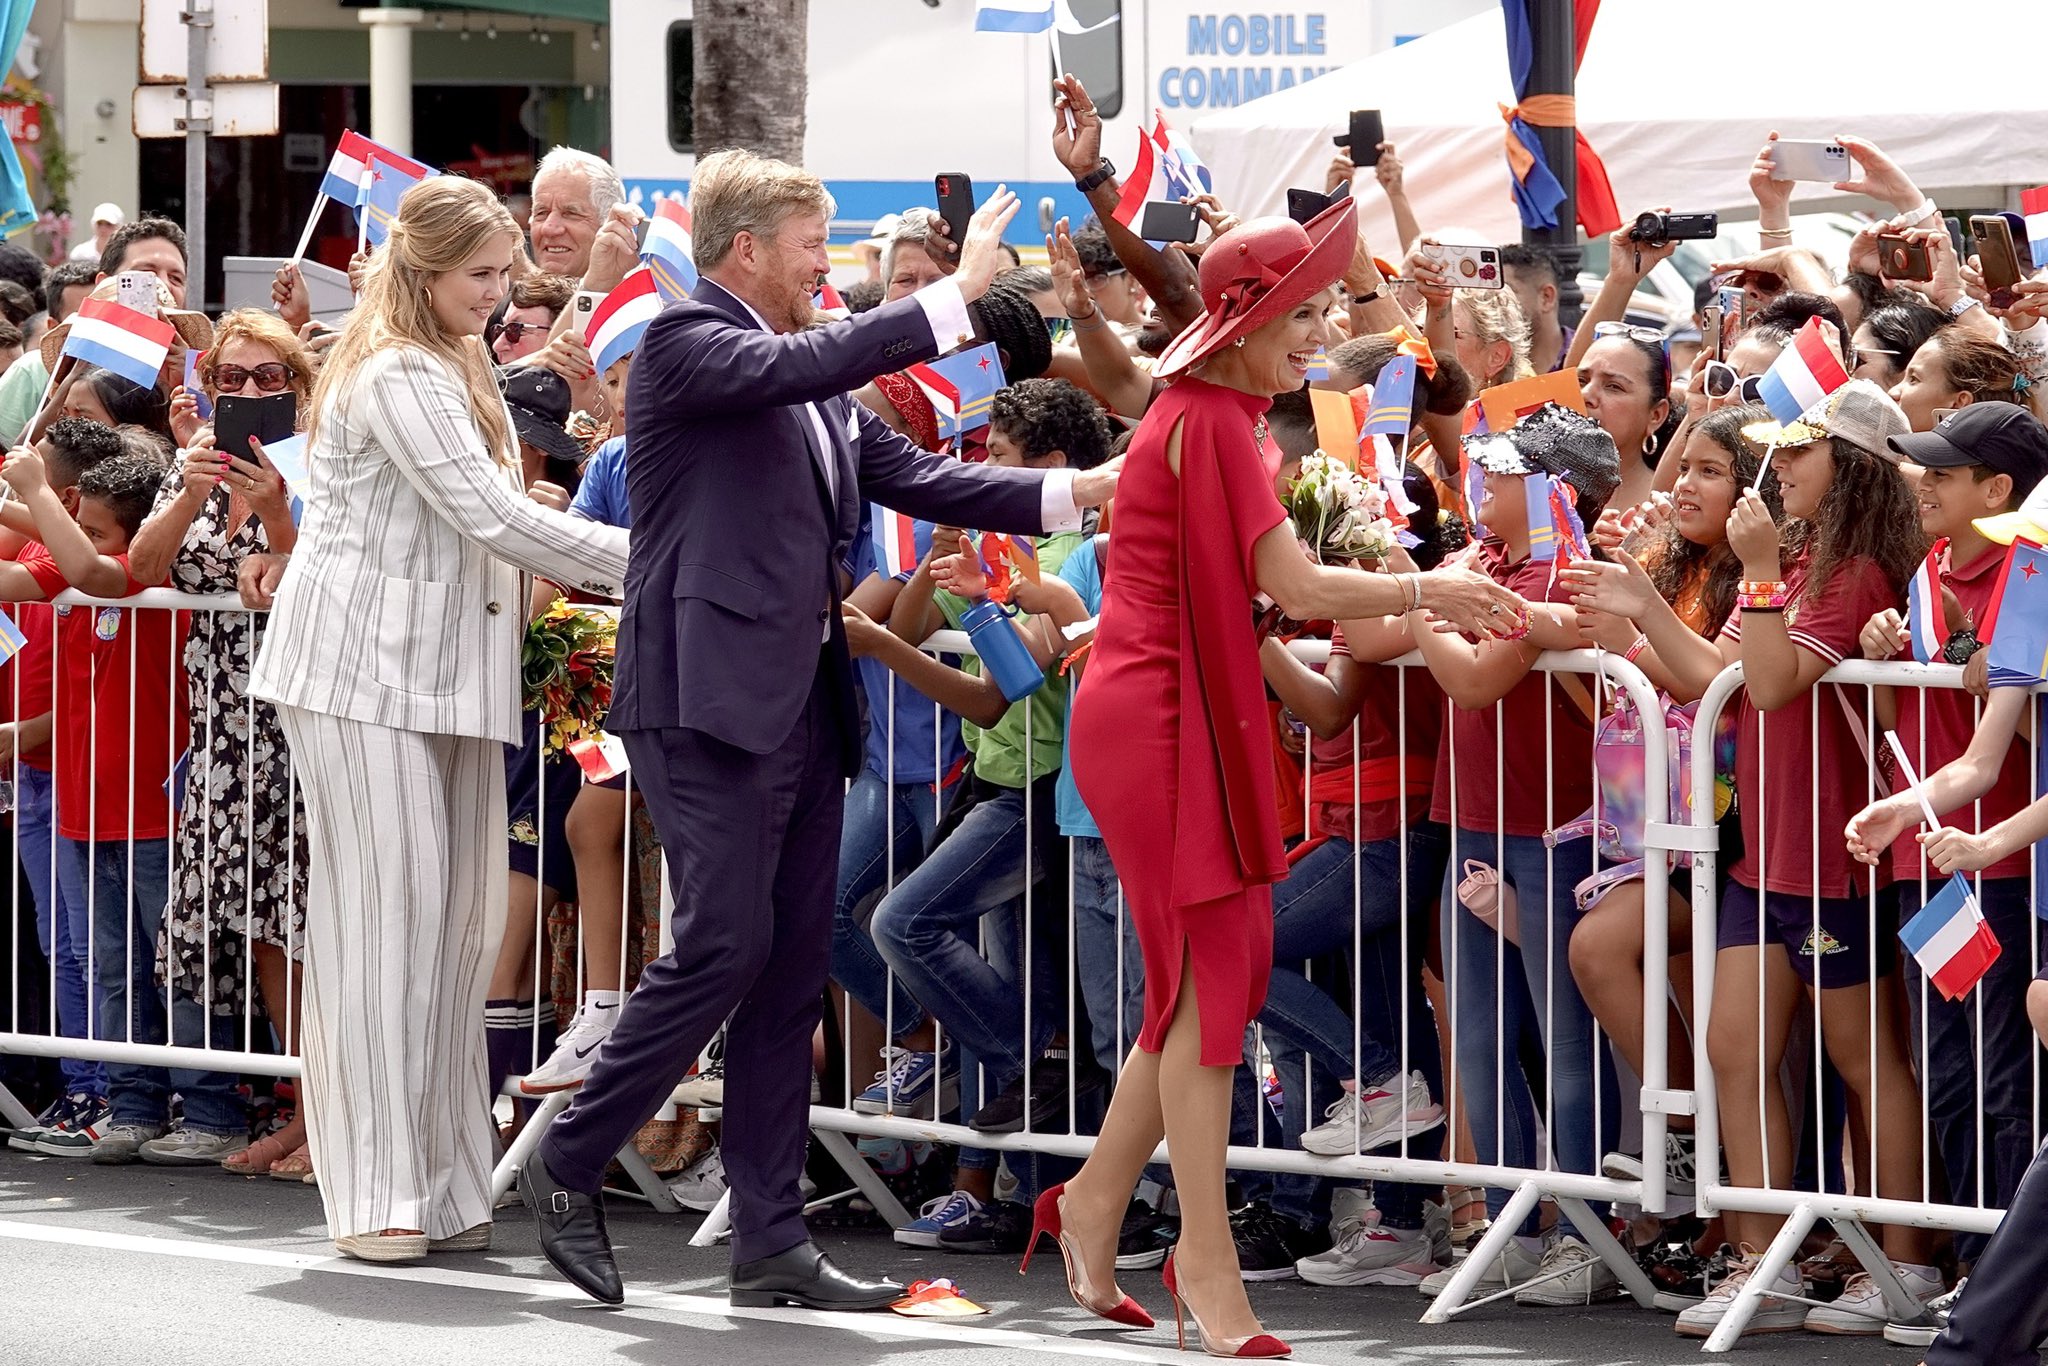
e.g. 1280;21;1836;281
1301;1071;1445;1156
674;1057;726;1109
1885;1276;1965;1347
1674;1251;1805;1337
1418;1235;1544;1296
1515;1234;1622;1306
138;1126;250;1167
1804;1264;1944;1336
1299;1222;1445;1286
520;998;621;1095
1601;1132;1698;1201
666;1148;727;1212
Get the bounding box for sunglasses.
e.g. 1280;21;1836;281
211;362;293;393
497;320;545;345
1702;360;1763;403
1593;321;1665;345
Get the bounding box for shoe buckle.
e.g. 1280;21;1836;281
550;1191;570;1214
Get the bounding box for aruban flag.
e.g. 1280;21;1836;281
1905;540;1947;663
1900;874;2001;1001
814;281;850;321
641;197;698;302
1524;473;1561;562
1362;355;1417;437
0;611;26;664
977;532;1039;604
1304;347;1330;381
2023;186;2048;272
320;129;391;204
974;0;1053;31
1755;317;1850;425
1151;109;1212;197
358;151;437;248
262;434;310;494
589;267;662;373
913;342;1005;438
871;505;934;582
62;298;175;391
1979;536;2048;688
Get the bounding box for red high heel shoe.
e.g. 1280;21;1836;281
1162;1250;1291;1359
1019;1184;1155;1328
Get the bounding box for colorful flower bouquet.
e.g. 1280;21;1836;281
521;599;617;754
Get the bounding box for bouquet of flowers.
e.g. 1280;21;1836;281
1283;451;1398;565
521;598;617;754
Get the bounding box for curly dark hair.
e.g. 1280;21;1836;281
1649;404;1783;637
1070;222;1123;280
75;452;164;538
841;279;884;314
968;274;1053;380
988;378;1112;469
41;416;126;488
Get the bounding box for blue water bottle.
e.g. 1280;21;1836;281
960;598;1045;703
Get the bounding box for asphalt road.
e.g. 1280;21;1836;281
0;1153;1945;1366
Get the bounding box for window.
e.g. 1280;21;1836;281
667;22;694;153
1056;0;1121;120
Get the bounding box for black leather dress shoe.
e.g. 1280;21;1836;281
729;1240;903;1310
522;1150;625;1306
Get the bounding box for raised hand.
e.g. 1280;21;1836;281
1051;74;1105;180
952;186;1022;303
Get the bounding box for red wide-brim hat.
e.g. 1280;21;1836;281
1156;197;1359;381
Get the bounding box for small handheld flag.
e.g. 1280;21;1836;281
568;732;630;784
262;434;310;493
1477;369;1585;433
1549;478;1590;562
182;350;213;420
1524;474;1561;562
1362;355;1417;438
1978;537;2048;687
62;298;175;392
1886;732;2002;1001
0;611;25;665
974;0;1053;31
814;281;850;321
1110;128;1171;230
358;152;436;248
1303;347;1330;381
1151;109;1212;198
913;343;1006;438
1307;388;1358;463
871;505;935;582
1905;540;1948;664
640;197;698;302
2023;186;2048;273
1755;317;1851;425
588;268;663;374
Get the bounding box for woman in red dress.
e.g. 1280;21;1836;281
1031;202;1524;1357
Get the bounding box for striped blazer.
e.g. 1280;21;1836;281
250;345;629;746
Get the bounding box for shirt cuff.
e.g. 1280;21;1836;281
912;278;974;352
1040;468;1082;534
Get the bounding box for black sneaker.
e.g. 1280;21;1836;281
968;1051;1104;1134
937;1197;1036;1254
1116;1198;1180;1270
1230;1201;1325;1282
1643;1239;1731;1313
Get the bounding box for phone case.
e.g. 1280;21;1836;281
1768;141;1849;183
1433;245;1502;288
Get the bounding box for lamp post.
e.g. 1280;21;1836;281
1521;0;1583;324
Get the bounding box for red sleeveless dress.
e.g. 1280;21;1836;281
1069;377;1289;1066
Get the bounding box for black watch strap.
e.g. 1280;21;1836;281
1074;159;1115;194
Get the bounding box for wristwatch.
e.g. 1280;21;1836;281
1074;159;1115;194
1949;296;1982;319
1351;287;1382;305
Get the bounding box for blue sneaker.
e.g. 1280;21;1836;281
895;1189;982;1248
853;1045;955;1117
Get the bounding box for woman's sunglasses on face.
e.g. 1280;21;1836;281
497;320;546;346
211;362;293;394
1701;360;1763;403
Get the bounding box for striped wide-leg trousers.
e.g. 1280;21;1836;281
275;704;506;1242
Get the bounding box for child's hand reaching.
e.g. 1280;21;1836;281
1859;608;1909;661
930;532;990;599
2;445;47;495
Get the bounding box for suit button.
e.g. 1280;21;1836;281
486;601;503;615
818;607;830;622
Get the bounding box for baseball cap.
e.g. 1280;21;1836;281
1890;403;2048;494
1746;379;1912;462
1462;402;1621;503
90;202;123;226
500;367;583;467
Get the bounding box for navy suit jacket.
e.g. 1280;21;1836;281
612;277;1054;774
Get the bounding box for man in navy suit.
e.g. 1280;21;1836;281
524;150;1117;1309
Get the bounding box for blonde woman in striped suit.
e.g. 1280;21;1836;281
249;176;628;1262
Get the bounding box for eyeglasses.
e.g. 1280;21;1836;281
1702;360;1763;403
1593;321;1665;345
497;320;544;345
211;362;293;393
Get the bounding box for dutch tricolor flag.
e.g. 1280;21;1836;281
871;505;935;582
1905;541;1947;663
974;0;1053;32
641;197;698;303
814;281;851;321
1900;874;2001;1001
2022;185;2048;273
1755;317;1850;425
588;267;662;374
62;298;176;391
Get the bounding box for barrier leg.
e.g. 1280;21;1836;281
614;1144;685;1214
491;1090;570;1203
0;1078;33;1128
1419;1179;1544;1323
1831;1216;1928;1327
690;1189;732;1248
812;1123;914;1229
1702;1200;1814;1353
1553;1194;1659;1308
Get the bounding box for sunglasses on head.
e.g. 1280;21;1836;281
1702;360;1763;403
211;362;293;393
497;320;545;345
1593;321;1665;346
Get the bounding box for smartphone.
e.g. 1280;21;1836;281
1341;109;1384;161
1285;187;1342;225
1135;200;1199;244
1971;215;2025;308
1768;139;1850;183
115;271;159;316
1431;244;1503;289
1876;231;1932;281
570;289;603;338
214;393;298;462
933;172;975;263
1945;215;1968;262
1715;284;1744;356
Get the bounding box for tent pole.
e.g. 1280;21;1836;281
1522;0;1583;324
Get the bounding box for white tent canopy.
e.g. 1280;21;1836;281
1190;2;2048;255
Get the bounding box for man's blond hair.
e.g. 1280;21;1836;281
690;149;837;270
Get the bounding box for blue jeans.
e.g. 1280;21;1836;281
1071;835;1146;1077
1441;829;1616;1237
21;767;101;1095
872;781;1057;1095
831;765;943;1035
70;835;243;1134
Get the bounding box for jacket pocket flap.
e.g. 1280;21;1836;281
673;563;764;621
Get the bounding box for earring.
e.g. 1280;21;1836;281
423;287;434;308
1232;336;1246;348
1643;430;1659;459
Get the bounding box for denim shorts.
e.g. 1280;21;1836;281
1718;880;1898;988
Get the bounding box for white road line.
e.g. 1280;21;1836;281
0;1217;1342;1364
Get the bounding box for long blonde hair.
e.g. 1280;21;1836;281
309;176;520;464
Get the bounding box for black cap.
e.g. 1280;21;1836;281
499;366;584;467
1889;403;2048;498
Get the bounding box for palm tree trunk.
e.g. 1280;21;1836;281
692;0;809;163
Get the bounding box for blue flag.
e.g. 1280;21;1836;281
922;343;1006;438
1362;355;1417;438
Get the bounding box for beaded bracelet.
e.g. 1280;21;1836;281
1624;632;1650;663
1737;578;1787;596
1500;602;1534;641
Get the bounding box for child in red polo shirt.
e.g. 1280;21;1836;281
1676;383;1937;1339
1843;403;2048;1280
0;441;242;1167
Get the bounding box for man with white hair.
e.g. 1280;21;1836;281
529;146;639;290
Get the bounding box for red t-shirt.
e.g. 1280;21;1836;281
19;545;188;842
1429;548;1596;838
1889;540;2033;881
1309;625;1443;843
1721;551;1901;898
0;588;55;771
